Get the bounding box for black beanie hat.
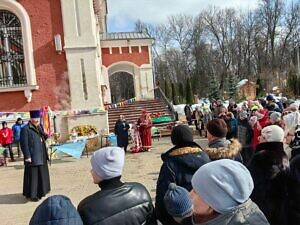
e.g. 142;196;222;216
171;125;193;146
206;119;228;138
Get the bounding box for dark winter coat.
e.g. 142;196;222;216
30;195;83;225
288;155;300;225
114;119;130;147
226;118;237;139
266;103;282;113
20;122;49;166
248;142;289;225
237;118;253;148
204;138;243;162
78;177;156;225
155;142;210;225
184;105;193;117
228;103;238;118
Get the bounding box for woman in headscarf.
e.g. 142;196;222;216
130;123;143;153
251;105;268;150
137;109;153;151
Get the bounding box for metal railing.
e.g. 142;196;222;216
154;86;177;120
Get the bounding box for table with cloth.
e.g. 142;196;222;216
49;140;87;165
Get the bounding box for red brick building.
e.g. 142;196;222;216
0;0;67;111
0;0;154;137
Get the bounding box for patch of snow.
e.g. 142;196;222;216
236;79;248;88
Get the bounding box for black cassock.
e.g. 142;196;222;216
21;123;50;199
114;119;130;150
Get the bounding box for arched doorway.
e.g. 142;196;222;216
109;72;135;103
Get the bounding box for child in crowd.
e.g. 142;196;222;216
164;183;193;225
30;195;83;225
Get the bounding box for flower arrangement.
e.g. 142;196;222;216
150;112;165;118
70;125;98;137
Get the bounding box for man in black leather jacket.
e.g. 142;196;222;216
78;147;157;225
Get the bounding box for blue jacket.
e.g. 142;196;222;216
155;142;210;225
12;122;25;141
30;195;83;225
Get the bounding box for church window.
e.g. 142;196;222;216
0;10;26;87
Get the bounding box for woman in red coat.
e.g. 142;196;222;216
252;108;268;150
137;110;153;151
0;121;14;161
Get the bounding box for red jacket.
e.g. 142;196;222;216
0;128;13;145
252;109;268;150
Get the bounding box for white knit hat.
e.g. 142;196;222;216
91;147;125;180
261;125;284;142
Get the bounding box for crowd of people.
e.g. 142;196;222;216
0;118;25;165
2;94;300;225
187;96;300;163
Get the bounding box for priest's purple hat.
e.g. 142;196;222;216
29;110;41;118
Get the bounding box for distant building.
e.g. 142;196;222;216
237;79;257;100
0;0;154;139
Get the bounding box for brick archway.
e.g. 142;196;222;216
102;61;139;104
109;71;135;103
100;32;155;104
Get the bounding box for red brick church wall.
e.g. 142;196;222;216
0;0;68;112
101;46;150;67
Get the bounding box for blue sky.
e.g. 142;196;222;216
107;0;260;32
107;0;296;32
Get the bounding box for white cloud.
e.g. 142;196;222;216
107;0;260;31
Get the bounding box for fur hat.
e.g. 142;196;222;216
191;159;253;214
261;125;284;142
164;183;193;218
90;147;125;180
171;125;193;146
206;119;228;138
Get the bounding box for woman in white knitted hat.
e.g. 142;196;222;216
190;159;269;225
248;125;289;225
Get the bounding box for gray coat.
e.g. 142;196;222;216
20;122;49;166
193;199;269;225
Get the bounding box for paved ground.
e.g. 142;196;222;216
0;136;207;225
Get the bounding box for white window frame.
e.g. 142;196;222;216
0;0;38;102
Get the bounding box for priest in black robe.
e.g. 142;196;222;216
20;110;50;202
114;115;130;152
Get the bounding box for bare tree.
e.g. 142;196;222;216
202;7;238;90
149;0;299;97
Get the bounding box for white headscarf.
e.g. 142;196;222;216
283;111;300;133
